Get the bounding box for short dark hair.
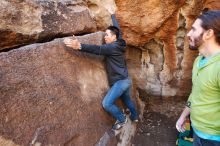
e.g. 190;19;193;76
198;10;220;45
106;26;120;39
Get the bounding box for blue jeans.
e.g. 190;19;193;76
193;131;220;146
102;78;138;122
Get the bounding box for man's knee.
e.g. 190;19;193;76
102;100;111;111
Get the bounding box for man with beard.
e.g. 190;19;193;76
176;10;220;146
63;7;138;130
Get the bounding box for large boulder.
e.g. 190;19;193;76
0;32;120;146
0;0;97;51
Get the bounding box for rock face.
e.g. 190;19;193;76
87;0;116;29
0;0;97;51
0;32;113;146
115;0;220;97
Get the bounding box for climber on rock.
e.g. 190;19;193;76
64;6;138;130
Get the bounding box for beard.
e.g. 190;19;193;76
189;44;199;50
189;32;204;50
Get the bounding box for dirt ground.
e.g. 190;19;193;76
132;97;187;146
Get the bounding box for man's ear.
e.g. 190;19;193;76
204;29;214;40
113;34;117;40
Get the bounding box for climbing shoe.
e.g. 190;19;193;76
132;118;139;123
130;116;139;123
112;116;128;130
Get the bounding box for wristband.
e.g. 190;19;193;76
186;101;191;108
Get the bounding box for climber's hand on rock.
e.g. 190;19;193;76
64;37;81;50
106;4;116;14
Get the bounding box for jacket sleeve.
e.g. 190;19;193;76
111;14;123;39
81;43;119;56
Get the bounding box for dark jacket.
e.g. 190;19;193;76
80;14;128;86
